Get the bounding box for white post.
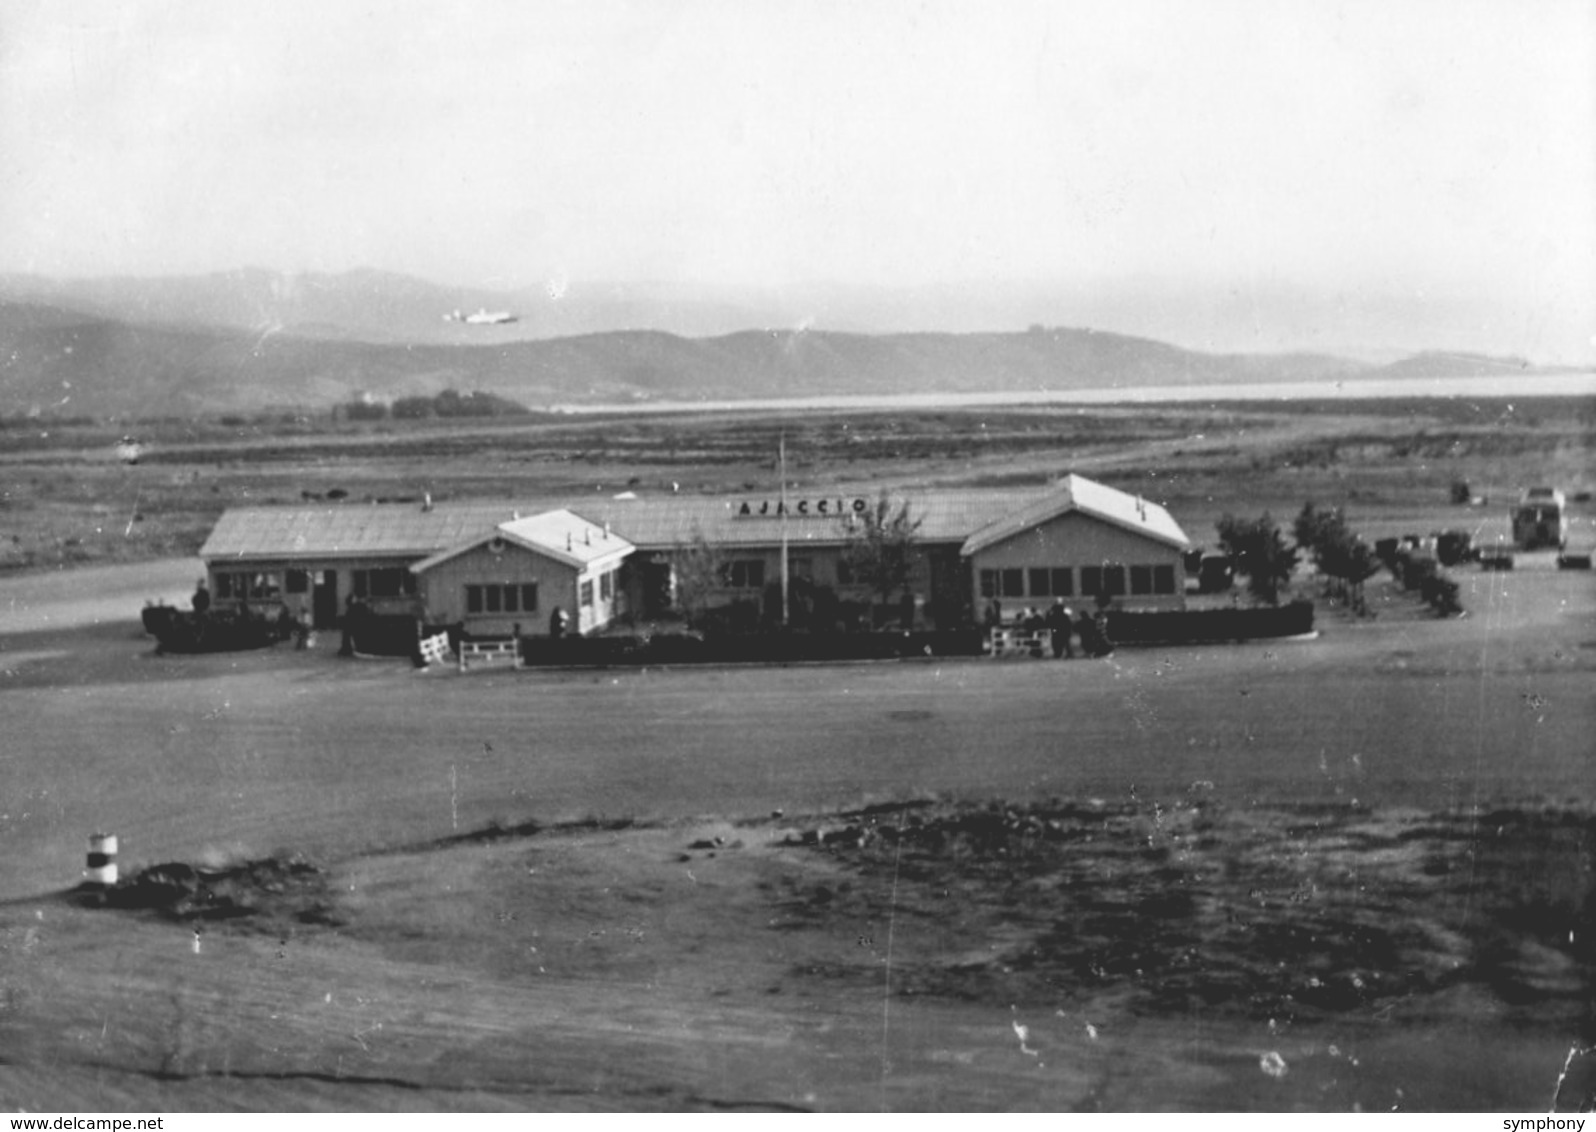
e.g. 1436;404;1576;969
85;833;118;886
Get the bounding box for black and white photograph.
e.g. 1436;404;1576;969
1;0;1592;1114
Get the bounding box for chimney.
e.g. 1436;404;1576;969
512;509;520;521
422;492;432;512
566;531;573;552
584;528;591;546
603;519;611;539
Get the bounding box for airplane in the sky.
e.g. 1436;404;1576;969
444;308;518;325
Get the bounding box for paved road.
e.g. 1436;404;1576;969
0;557;203;634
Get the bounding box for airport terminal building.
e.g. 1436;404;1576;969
197;474;1191;637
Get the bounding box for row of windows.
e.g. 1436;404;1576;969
218;569;419;602
468;567;618;616
466;583;539;615
579;567;619;608
980;564;1178;600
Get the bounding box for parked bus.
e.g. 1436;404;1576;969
1511;487;1567;550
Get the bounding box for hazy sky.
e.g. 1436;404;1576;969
3;0;1592;359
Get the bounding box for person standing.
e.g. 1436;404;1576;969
339;595;359;657
191;579;211;615
1090;606;1114;658
1076;607;1097;657
1048;599;1075;659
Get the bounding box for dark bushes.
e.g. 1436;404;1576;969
349;614;429;656
150;607;288;653
1103;601;1315;645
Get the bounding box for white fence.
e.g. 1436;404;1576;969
417;631;451;667
987;625;1050;657
458;638;520;672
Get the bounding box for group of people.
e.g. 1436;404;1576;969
983;597;1113;658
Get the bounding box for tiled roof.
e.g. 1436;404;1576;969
961;474;1190;554
199;479;1183;561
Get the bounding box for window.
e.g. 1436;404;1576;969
215;573;235;599
1131;565;1153;595
1051;568;1074;596
466;585;483;613
1083;565;1126;597
521;583;539;611
721;560;765;589
979;569;998;599
1153;564;1176;594
1028;568;1051;597
353;568;413;598
837;560;855;585
485;586;502;613
580;579;594;607
790;557;813;580
1001;569;1024;598
285;569;309;595
374;568;412;597
600;570;613;601
235;572;280;601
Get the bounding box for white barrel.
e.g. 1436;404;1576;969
85;833;118;886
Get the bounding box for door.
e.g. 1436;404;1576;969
313;569;339;628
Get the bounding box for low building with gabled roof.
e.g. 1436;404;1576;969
195;473;1190;637
961;474;1189;616
408;510;631;636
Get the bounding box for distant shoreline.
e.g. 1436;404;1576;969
550;372;1596;415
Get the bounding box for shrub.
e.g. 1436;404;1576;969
1216;513;1299;606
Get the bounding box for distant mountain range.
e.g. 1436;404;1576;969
0;270;1560;419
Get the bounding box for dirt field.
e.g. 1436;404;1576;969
1;552;1593;1111
2;398;1593;1111
5;396;1592;575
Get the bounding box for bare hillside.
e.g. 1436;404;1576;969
1;301;1371;418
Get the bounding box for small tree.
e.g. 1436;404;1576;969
391;395;435;420
1216;512;1299;606
1294;502;1379;612
339;399;388;421
842;493;923;626
1293;502;1344;558
668;525;723;631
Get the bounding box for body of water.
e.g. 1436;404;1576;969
551;372;1596;415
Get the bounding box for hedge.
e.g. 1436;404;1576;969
349;614;432;657
1102;600;1315;645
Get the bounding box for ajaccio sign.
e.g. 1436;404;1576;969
736;497;870;519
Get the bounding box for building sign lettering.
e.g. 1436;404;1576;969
736;497;870;519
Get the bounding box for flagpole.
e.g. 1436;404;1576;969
779;431;789;627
